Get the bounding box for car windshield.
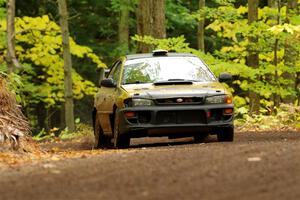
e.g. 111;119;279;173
122;56;216;85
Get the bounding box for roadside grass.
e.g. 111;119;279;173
32;123;94;142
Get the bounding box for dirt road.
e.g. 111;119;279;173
0;131;300;200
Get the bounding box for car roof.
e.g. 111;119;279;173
125;52;197;60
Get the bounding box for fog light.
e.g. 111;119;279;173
223;108;233;115
125;111;136;118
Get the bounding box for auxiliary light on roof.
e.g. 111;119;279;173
152;49;168;56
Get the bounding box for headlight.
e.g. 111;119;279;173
125;98;154;107
206;95;232;104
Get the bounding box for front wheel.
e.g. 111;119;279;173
113;110;130;148
217;127;234;142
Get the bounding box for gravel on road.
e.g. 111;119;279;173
0;131;299;200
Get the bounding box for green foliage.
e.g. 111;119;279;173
33;123;93;141
0;0;5;20
0;15;106;107
204;3;300;106
166;0;198;30
2;0;300;132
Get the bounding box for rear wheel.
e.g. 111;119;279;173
94;114;112;148
113;110;130;148
217;127;234;142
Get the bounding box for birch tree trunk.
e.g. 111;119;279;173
248;0;260;115
6;0;21;73
58;0;75;132
197;0;205;51
136;0;166;53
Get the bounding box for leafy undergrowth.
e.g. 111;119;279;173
33;123;94;142
235;104;300;132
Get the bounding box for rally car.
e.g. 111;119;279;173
93;50;234;148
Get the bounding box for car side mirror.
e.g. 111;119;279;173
219;72;232;83
96;68;105;86
104;69;110;77
96;68;112;87
100;78;116;88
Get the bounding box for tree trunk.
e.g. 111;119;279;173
58;0;75;132
118;0;130;54
247;0;260;115
282;0;298;104
152;1;166;39
6;0;21;73
197;0;205;51
136;0;166;53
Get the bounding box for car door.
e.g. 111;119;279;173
95;60;123;135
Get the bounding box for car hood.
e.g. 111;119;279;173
121;82;227;99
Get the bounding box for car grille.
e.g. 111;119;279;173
155;97;204;105
156;110;206;124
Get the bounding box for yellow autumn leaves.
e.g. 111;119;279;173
0;15;106;106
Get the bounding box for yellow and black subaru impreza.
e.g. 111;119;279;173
93;50;234;148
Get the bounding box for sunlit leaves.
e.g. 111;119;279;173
0;15;106;107
203;2;300;107
269;23;300;35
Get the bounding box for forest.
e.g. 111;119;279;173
0;0;300;139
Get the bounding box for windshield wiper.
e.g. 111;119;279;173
153;79;194;86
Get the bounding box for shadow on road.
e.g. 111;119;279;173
129;135;218;149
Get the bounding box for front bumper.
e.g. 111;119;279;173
117;104;234;138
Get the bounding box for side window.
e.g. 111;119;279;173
108;60;122;84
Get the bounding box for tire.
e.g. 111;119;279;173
217;127;234;142
113;110;130;149
94;113;112;149
194;134;208;143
